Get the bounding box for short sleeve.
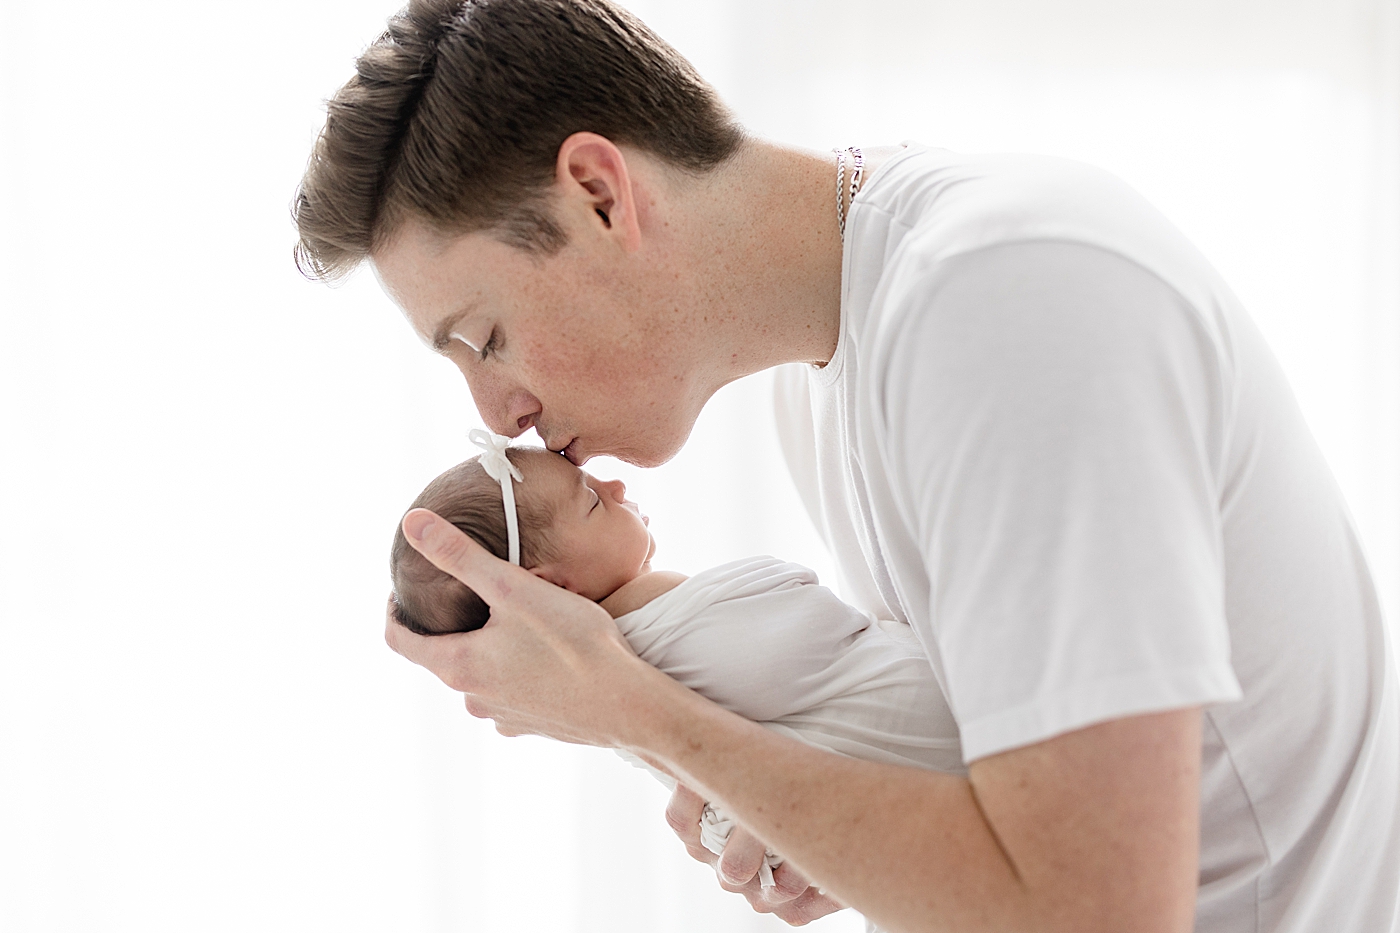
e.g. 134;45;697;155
876;240;1243;762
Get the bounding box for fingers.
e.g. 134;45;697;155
723;866;843;924
383;593;424;657
768;862;813;902
717;826;768;888
770;887;846;925
387;508;544;691
665;785;728;867
464;695;608;747
382;606;478;692
665;783;707;851
661;789;844;924
401;508;523;607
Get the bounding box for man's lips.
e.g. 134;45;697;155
545;436;591;466
559;438;583;465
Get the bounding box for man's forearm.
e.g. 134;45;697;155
629;679;1027;933
627;678;1201;933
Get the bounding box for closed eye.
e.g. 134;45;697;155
589;490;601;512
478;328;500;362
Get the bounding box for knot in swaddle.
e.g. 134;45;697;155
468;428;524;565
613;750;785;889
699;803;784;888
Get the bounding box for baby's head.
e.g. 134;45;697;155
390;447;655;635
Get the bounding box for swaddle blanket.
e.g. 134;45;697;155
613;556;964;889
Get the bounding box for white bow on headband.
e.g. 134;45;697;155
469;428;524;565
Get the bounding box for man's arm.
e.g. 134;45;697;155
388;510;1201;933
662;701;1200;933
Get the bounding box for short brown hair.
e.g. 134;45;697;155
390;449;555;635
294;0;744;281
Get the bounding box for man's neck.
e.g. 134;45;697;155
657;142;844;388
662;141;906;392
617;139;905;421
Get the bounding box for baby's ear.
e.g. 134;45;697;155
527;563;571;590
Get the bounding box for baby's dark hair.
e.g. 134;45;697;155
390;448;554;635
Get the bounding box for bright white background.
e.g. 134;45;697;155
1;1;1397;931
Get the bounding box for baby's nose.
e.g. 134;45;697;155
603;478;627;500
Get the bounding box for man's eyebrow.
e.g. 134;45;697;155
429;305;476;353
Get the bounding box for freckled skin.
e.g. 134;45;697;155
377;205;709;466
370;134;842;467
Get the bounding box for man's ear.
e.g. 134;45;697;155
554;131;642;251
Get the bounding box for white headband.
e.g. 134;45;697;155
469;429;524;565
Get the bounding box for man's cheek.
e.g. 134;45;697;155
535;351;619;389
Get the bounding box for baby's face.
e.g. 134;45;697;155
520;450;656;601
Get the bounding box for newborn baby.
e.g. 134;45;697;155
390;435;962;894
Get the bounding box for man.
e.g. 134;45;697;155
294;1;1400;929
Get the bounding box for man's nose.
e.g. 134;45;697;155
464;372;540;438
497;392;540;437
484;401;538;438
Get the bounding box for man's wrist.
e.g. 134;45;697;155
614;666;768;793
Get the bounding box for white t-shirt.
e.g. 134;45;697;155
773;144;1400;933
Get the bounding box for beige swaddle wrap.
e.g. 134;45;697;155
613;557;963;906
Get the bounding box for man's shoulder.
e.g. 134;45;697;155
853;149;1224;378
860;147;1191;286
868;146;1144;227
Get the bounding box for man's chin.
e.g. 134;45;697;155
610;432;693;469
568;421;695;468
612;451;679;469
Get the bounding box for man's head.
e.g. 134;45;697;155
391;446;655;634
293;0;742;279
295;0;750;467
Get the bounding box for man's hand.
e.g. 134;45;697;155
389;510;846;923
665;783;846;925
385;508;674;747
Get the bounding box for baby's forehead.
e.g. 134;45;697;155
516;447;585;498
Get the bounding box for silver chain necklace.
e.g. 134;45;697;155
833;146;864;240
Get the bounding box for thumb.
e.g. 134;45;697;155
402;508;531;607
